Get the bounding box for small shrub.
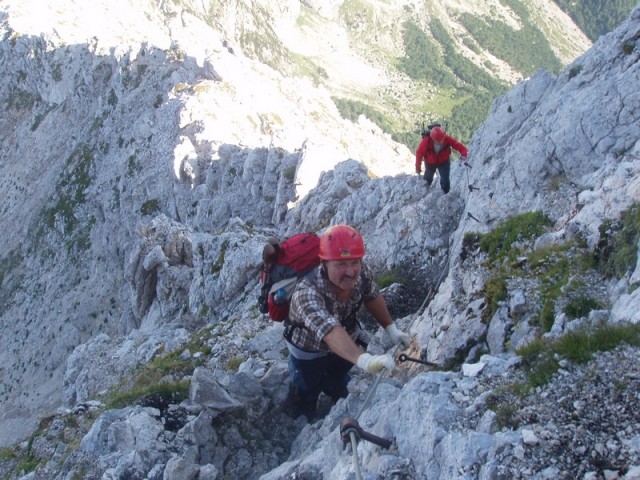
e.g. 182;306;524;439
622;43;634;54
568;65;582;79
563;296;604;319
484;389;522;429
140;199;160;216
226;357;243;372
539;298;555;332
283;166;296;181
0;447;17;460
596;203;640;279
482;273;508;322
376;271;406;288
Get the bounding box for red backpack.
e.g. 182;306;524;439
257;233;321;322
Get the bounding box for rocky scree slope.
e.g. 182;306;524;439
0;0;417;447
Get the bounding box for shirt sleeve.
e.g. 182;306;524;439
292;282;341;344
448;137;468;157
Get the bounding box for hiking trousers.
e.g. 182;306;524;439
424;160;451;193
287;353;353;416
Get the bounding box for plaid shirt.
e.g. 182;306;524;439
286;262;379;353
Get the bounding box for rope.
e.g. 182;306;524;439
349;431;363;480
346;370;385;480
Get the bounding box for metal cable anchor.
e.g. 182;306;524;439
398;353;439;367
340;418;393;450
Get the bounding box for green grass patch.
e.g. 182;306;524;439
482;273;508;323
478;211;552;263
106;381;189;410
101;326;223;409
226;357;243;372
376;271;407;289
563;296;605;319
596;202;640;279
515;322;640;394
0;447;17;460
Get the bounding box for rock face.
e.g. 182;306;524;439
0;0;639;479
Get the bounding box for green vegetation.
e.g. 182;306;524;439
14;436;40;475
595;202;640;279
516;322;640;393
479;211;552;263
211;240;228;274
283;165;296;181
7;84;42;111
399;20;456;87
473;203;639;336
459;9;562;77
469;212;609;329
376;271;407;289
486;322;640;429
430;18;502;92
429;19;507;143
332;97;395;135
106;380;189;409
553;0;637;42
395;17;514;144
140;199;161;216
564;296;605;319
102;326;223;409
226;357;243;372
36;144;96;256
0;447;16;460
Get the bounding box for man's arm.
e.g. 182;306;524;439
448;137;468;157
323;325;365;364
324;325;396;373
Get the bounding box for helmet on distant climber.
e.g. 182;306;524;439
318;225;365;260
430;126;446;143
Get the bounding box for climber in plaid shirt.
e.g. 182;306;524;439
283;224;411;421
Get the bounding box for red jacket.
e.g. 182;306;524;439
415;135;468;171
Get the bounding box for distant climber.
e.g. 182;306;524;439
415;126;468;194
282;224;410;421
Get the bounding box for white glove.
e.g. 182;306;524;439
385;324;411;349
357;353;395;374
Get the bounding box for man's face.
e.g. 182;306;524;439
325;258;362;292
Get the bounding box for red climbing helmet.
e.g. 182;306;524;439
318;225;365;260
430;126;446;143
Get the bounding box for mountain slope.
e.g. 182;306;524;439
0;0;638;477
